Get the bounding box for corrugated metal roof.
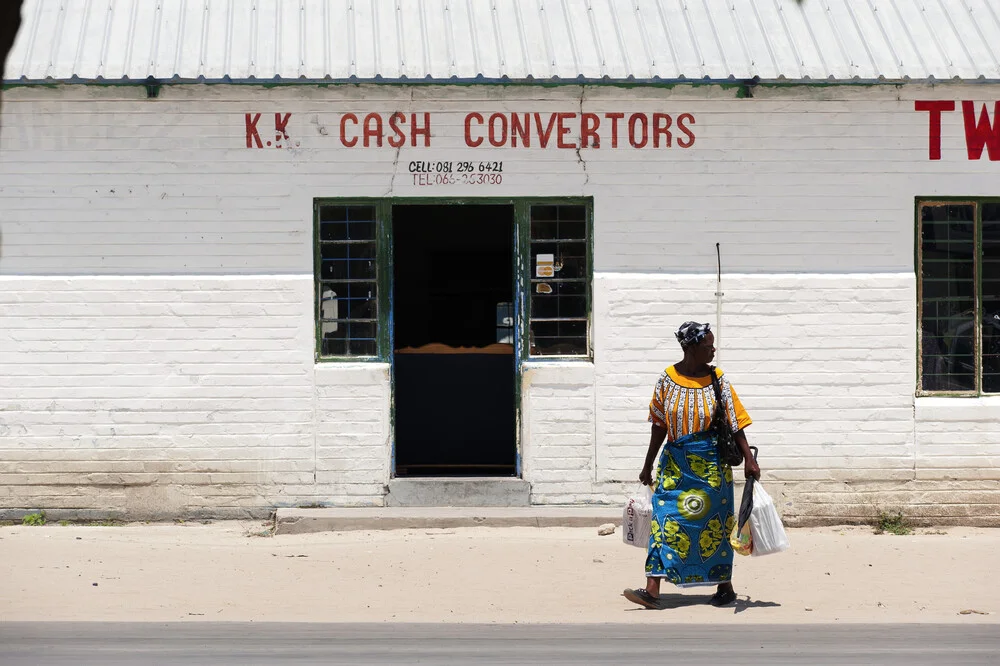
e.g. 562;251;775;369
5;0;1000;84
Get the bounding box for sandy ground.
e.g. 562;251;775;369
0;521;997;624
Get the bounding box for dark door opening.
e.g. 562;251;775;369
392;204;516;477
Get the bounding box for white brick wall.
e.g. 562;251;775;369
1;83;999;522
314;363;391;504
594;272;918;483
521;362;596;503
0;276;389;517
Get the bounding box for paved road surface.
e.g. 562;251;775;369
1;623;997;665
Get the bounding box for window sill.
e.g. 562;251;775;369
522;357;594;368
916;393;1000;396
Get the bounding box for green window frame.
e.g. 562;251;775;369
917;198;1000;395
524;202;593;358
314;201;391;360
313;198;592;362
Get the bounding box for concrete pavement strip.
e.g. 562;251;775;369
2;623;998;665
274;506;622;533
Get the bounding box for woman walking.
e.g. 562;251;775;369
624;322;759;609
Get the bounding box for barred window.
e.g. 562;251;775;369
316;204;379;358
528;204;590;356
918;200;1000;394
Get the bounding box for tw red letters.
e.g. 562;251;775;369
915;100;1000;161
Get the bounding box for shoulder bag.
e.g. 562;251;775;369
709;366;745;467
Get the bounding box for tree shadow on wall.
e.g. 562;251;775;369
0;1;25;116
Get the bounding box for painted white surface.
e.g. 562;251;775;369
3;84;999;275
1;83;999;521
521;361;596;503
593;272;918;484
0;276;389;516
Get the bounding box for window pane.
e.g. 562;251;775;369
530;319;587;356
920;203;976;391
530;280;586;296
322;337;377;357
531;293;587;319
320;243;377;280
316;204;380;359
983;204;1000;393
528;204;590;357
319;281;377;319
320;220;376;241
531;242;587;279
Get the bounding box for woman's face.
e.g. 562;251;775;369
691;332;716;365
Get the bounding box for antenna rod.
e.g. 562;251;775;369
715;243;723;364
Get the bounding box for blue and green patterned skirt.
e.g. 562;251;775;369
645;430;736;587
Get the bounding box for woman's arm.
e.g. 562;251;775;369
639;424;668;486
734;429;760;480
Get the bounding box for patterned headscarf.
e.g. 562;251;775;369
675;321;711;349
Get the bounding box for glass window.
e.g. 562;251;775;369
982;203;1000;393
528;204;590;356
316;204;380;358
918;200;1000;394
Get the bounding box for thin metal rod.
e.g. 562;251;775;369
715;242;723;364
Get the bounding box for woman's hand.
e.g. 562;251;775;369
734;429;759;480
639;466;653;487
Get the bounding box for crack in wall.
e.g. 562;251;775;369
576;86;590;189
388;141;402;195
386;89;416;196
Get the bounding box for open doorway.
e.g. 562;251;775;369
392;204;516;477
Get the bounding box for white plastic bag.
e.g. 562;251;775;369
749;482;790;556
622;485;653;548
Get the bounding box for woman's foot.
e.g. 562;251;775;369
709;584;737;607
623;588;661;610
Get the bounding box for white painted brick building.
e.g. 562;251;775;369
2;1;999;524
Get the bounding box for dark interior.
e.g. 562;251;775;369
392;204;516;476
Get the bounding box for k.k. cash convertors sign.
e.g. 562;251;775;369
245;111;696;150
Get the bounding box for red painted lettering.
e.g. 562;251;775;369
411;112;431;147
914;100;956;160
962;101;1000;161
556;113;577;149
340;113;359;147
605;112;624;148
628;113;648;148
511;113;531;147
534;113;558;148
488;113;508;147
580;113;600;148
652;113;672;148
388;112;406;148
274;113;291;147
677;113;696;148
363;113;383;147
465;112;484;147
245;113;262;148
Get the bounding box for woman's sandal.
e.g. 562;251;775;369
709;588;738;607
623;588;662;610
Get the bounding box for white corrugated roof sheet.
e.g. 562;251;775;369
5;0;1000;84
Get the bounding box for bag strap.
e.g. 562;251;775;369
709;366;760;464
708;366;725;424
